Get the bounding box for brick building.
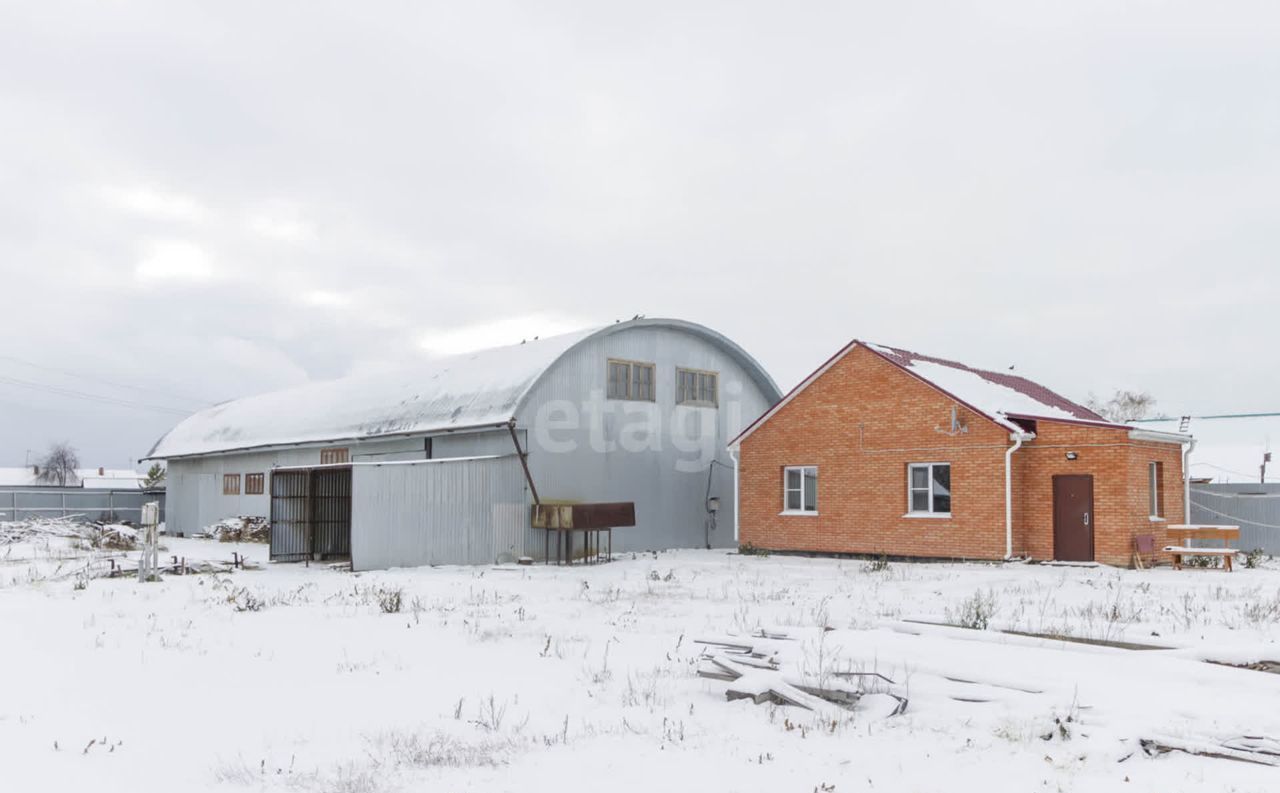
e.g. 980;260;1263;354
731;341;1191;566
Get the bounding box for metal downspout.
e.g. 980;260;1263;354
730;447;741;543
1183;437;1196;523
1005;432;1030;560
507;422;540;507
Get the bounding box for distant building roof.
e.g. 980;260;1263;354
146;318;781;460
1136;413;1279;484
0;468;145;489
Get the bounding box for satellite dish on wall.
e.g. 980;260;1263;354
935;405;969;437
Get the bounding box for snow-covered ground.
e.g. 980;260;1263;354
3;532;1280;792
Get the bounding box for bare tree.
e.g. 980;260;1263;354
1086;390;1157;423
36;442;80;486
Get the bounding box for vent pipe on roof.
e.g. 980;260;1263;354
1005;432;1034;560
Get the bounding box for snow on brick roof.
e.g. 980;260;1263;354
146;327;600;459
863;343;1118;431
732;339;1121;448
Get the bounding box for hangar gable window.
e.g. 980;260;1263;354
320;447;350;465
223;473;241;495
245;473;265;495
676;368;718;407
607;359;655;401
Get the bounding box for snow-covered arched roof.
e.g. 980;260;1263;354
145;318;779;460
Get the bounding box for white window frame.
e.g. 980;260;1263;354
906;462;951;518
676;367;719;407
1148;461;1163;519
781;465;818;515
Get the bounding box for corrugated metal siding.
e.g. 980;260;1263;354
165;437;428;536
515;325;776;553
351;456;531;570
162;323;779;561
1190;483;1280;554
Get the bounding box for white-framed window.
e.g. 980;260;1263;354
607;359;656;401
1148;461;1163;518
783;466;818;514
676;367;718;407
907;463;951;516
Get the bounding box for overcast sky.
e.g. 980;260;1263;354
1;1;1276;469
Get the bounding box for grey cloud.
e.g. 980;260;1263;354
1;0;1277;465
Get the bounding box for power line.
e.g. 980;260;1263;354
1132;412;1280;423
0;353;211;407
1190;461;1266;480
0;374;193;416
1191;500;1280;530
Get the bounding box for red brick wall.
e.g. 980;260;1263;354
739;346;1011;559
738;345;1186;566
1013;423;1184;564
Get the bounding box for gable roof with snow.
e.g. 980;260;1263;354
146;318;780;460
733;339;1122;447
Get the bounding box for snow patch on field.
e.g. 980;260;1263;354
2;544;1279;791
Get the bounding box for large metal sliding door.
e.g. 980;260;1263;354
270;467;351;562
312;468;351;558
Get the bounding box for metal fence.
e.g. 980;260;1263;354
1190;483;1280;555
0;488;166;524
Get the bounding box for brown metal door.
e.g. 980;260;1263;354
1053;475;1094;562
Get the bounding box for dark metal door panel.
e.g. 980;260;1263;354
1053;475;1094;562
270;470;311;561
312;468;351;559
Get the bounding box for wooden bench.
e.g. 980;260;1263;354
1164;524;1241;572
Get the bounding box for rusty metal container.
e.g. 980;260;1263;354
531;502;636;530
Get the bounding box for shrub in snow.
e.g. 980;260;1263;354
862;553;891;573
1244;548;1266;569
374;729;507;769
227;587;266;612
947;589;998;630
1184;555;1220;569
377;586;404;614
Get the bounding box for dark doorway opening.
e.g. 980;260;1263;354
1053;474;1094;562
269;467;352;562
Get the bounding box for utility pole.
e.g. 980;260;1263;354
1263;452;1272;484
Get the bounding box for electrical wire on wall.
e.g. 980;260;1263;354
704;459;734;549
